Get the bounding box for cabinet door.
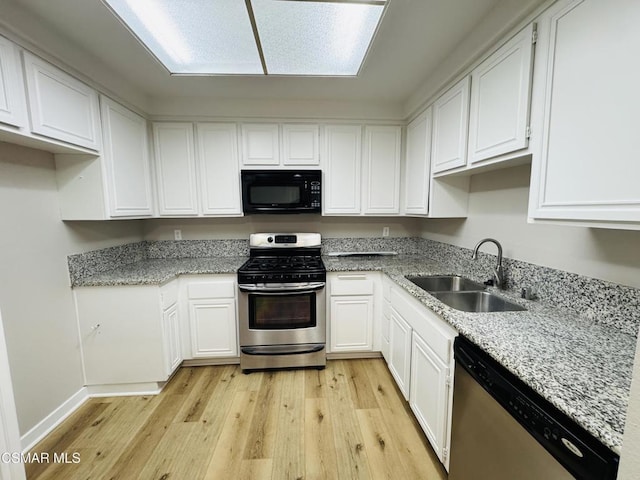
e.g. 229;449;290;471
529;0;640;225
363;126;401;215
100;96;153;217
22;52;100;150
189;298;238;358
162;303;182;375
388;310;412;399
404;109;432;215
431;77;470;174
468;24;535;164
381;300;391;361
323;125;362;215
75;286;166;385
330;296;373;352
410;332;451;467
282;124;319;165
241;123;280;166
153;123;198;216
0;36;26;128
197;123;243;216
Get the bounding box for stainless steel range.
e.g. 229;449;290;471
237;233;326;372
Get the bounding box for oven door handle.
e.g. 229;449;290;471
238;282;325;293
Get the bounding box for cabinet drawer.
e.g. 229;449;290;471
188;281;235;299
160;281;178;309
330;273;374;296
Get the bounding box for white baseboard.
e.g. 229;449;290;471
327;351;383;360
182;357;240;367
21;387;89;452
86;382;163;397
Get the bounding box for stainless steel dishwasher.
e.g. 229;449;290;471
449;336;619;480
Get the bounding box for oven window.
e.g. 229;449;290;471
249;293;316;330
249;185;301;205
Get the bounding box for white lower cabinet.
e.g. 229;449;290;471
410;332;453;469
330;296;374;352
386;275;457;471
328;272;377;353
388;309;412;399
184;276;238;359
74;283;180;388
162;303;182;374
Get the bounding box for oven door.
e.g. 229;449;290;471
238;282;326;347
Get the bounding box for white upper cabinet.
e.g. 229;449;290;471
431;76;470;174
403;109;432;215
241;122;319;168
153;123;198;216
241;123;280;166
363;126;402;215
282;124;320;166
468;24;535;164
323;124;362;215
0;36;26;128
528;0;640;228
197;123;243;216
100;95;153;217
22;52;101;151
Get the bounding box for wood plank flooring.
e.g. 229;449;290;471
26;359;448;480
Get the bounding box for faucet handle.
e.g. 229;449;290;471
483;279;495;287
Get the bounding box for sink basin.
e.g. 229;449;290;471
406;275;485;292
431;291;526;312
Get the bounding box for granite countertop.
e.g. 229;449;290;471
73;253;636;453
73;256;248;286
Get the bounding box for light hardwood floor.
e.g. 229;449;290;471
26;359;448;480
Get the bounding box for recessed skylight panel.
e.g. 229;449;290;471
251;0;385;76
102;0;387;76
103;0;263;74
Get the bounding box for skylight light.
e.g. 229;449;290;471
102;0;387;76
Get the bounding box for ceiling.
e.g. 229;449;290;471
7;0;508;107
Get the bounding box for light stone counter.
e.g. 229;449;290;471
73;251;637;453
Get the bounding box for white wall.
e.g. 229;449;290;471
420;164;640;289
143;216;422;241
0;142;143;435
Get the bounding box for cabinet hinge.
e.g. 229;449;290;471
445;374;452;387
442;447;449;462
532;24;538;44
525;126;532;139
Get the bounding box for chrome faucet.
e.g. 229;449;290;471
472;238;504;289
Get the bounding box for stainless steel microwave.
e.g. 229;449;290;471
241;170;322;214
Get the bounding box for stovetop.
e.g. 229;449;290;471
238;254;326;284
238;232;326;284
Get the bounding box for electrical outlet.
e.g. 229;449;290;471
174;229;182;241
382;227;390;237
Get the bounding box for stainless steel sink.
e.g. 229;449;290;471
406;275;485;292
431;291;526;312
